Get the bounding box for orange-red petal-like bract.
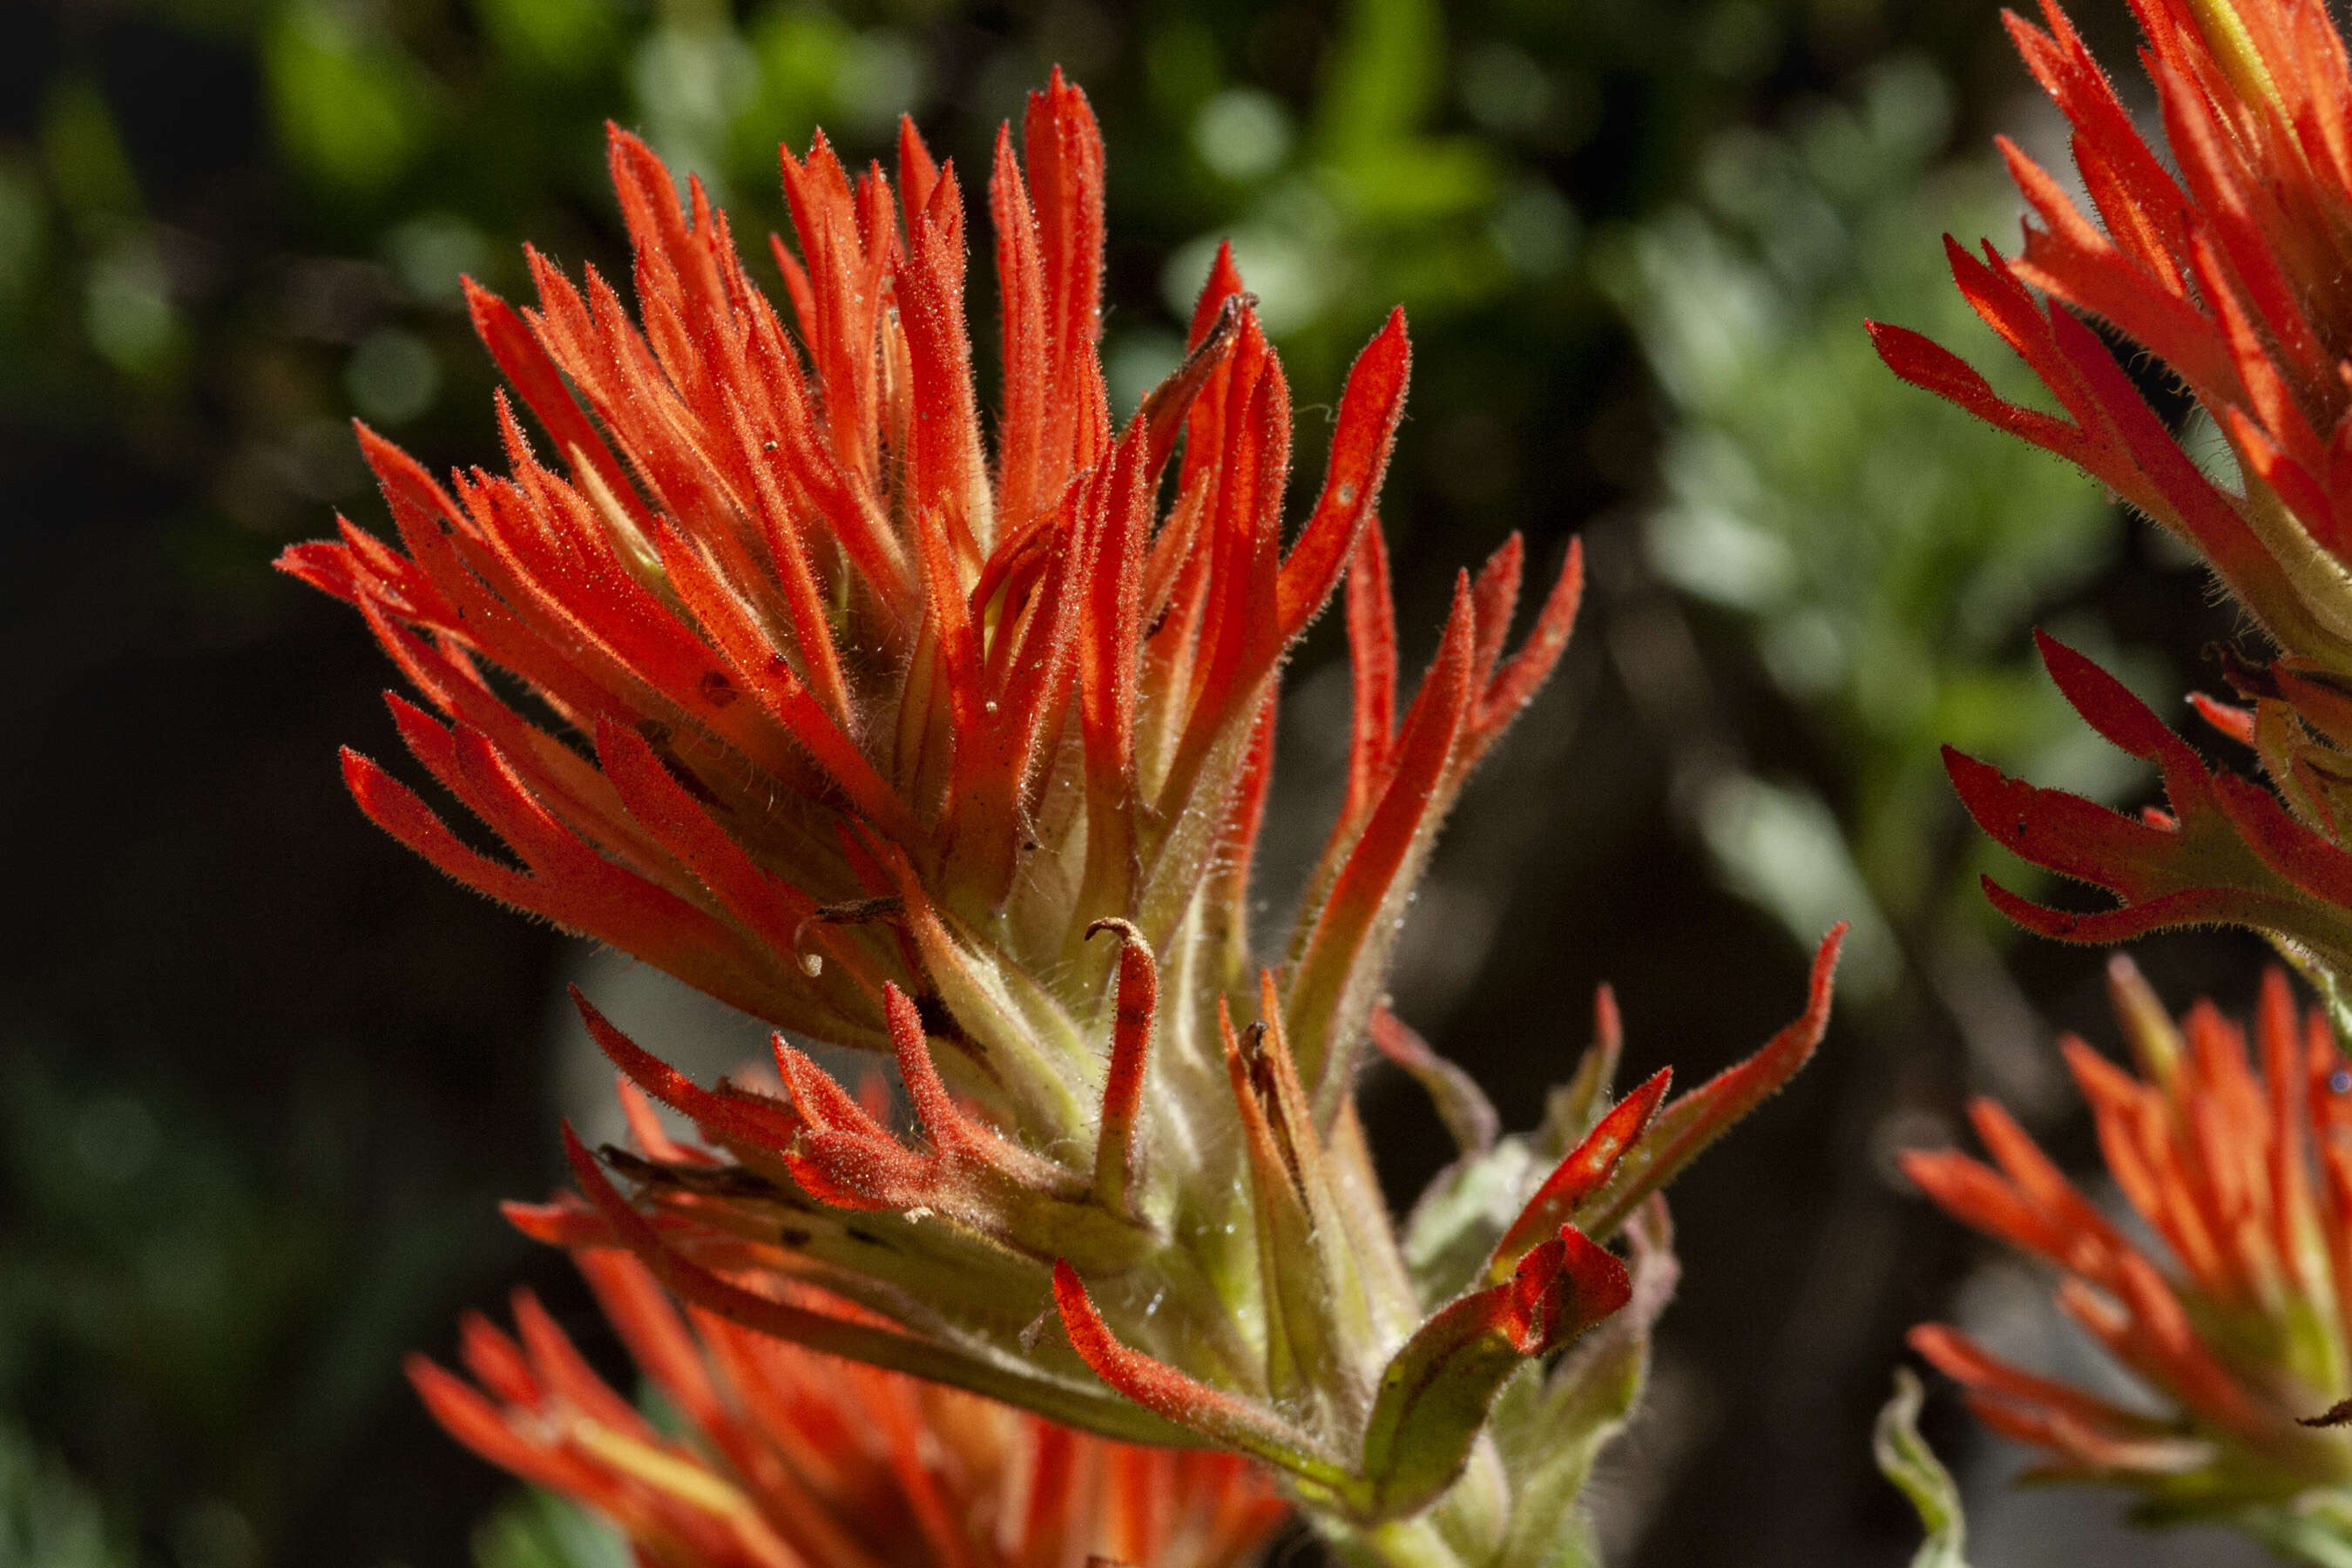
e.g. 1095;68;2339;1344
1875;0;2352;966
1906;956;2352;1511
412;1244;1288;1568
289;72;1848;1552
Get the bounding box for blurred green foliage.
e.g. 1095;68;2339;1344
0;0;1927;582
0;1423;135;1568
0;1053;496;1566
470;1489;628;1568
1599;56;2133;1004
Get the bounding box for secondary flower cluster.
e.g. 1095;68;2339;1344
1874;0;2352;977
1906;957;2352;1517
1866;0;2352;1549
412;1211;1288;1568
295;71;1845;1565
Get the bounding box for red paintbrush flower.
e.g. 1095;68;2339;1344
288;72;1848;1558
1905;956;2352;1515
1873;0;2352;965
411;1242;1288;1568
280;74;1533;1080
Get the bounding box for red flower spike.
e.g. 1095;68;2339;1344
1342;524;1399;828
2191;690;2261;747
1473;536;1585;742
1909;966;2352;1511
1911;1323;2178;1450
1885;0;2352;963
299;71;1849;1553
1274;308;1411;641
298;84;1464;1147
417;1246;1287;1568
1903;1145;2085;1267
878;982;1086;1204
455;1310;541;1409
407;1354;626;1508
1945;632;2352;970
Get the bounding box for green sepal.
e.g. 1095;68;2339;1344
1355;1226;1630;1521
1490;1196;1679;1568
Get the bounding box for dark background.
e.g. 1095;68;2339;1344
0;0;2281;1563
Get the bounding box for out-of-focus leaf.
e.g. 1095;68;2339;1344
742;5;850;153
1600;53;2123;954
0;1425;132;1568
0;1054;497;1561
1325;137;1497;223
2236;1501;2352;1568
1316;0;1444;155
264;0;432;192
40;82;140;220
1875;1369;1970;1568
471;1489;631;1568
474;0;619;80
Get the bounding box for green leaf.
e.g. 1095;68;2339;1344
473;0;619;79
2235;1493;2352;1568
1315;0;1445;157
1874;1369;1970;1568
471;1489;629;1568
40;81;140;220
0;1423;134;1568
264;0;431;193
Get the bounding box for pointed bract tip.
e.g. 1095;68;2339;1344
1892;1144;1943;1191
497;1197;596;1247
1815;921;1849;979
2186;690;2257;744
1592;982;1621;1052
558;1119;602;1187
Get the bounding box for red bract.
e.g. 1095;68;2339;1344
291;71;1850;1558
1906;957;2352;1511
411;1245;1288;1568
1873;0;2352;653
283;72;1573;1146
1876;0;2352;959
1944;632;2352;971
510;932;1842;1527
